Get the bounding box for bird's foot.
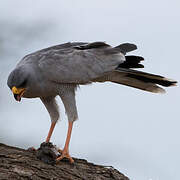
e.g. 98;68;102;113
56;149;74;163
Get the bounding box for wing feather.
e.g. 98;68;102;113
38;43;125;83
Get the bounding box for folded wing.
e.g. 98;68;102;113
38;42;135;84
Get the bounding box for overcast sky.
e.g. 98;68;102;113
0;1;180;180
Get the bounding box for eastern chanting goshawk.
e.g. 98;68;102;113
7;42;177;163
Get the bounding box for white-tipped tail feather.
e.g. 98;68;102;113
162;77;177;86
109;72;166;93
93;69;177;93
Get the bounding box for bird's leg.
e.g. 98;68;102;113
40;97;59;143
28;121;57;152
56;121;74;163
46;121;56;143
46;122;63;152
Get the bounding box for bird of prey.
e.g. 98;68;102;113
7;42;177;163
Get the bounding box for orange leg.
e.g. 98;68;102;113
56;121;74;163
28;122;57;152
46;122;56;143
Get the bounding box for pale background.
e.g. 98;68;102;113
0;1;179;180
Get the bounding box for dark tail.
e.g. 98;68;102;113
113;68;177;93
94;68;177;93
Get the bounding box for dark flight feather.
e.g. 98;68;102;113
118;55;144;69
74;42;110;50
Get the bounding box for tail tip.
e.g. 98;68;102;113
163;78;177;87
153;87;166;94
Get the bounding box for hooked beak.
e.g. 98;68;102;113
12;86;26;102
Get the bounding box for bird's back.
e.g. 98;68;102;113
17;42;127;84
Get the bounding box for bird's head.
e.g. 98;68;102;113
7;67;28;102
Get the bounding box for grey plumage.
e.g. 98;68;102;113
7;41;177;123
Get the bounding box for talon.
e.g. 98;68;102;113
56;150;74;163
